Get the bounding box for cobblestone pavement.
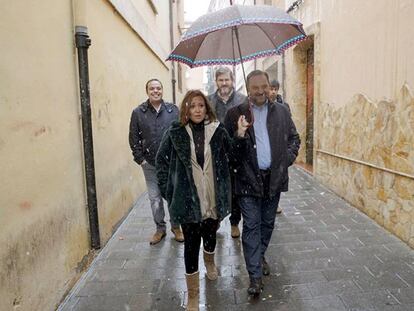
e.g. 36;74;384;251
59;166;414;311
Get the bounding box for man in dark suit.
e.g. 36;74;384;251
224;70;300;296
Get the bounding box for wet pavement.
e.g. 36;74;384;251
58;166;414;311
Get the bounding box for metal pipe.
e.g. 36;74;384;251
316;149;414;180
233;26;247;90
253;0;257;70
75;27;101;249
169;0;177;104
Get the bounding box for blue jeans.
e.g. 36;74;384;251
239;192;281;278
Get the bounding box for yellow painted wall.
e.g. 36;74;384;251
87;0;170;241
0;2;89;310
0;0;180;309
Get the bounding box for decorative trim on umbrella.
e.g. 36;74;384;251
167;34;306;68
182;18;303;41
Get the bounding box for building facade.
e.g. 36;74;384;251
0;1;185;310
205;0;414;248
261;0;414;247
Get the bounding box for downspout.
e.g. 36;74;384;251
169;0;177;104
73;0;101;249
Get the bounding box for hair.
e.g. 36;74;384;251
179;90;217;125
145;78;163;92
269;79;280;89
215;66;234;81
246;70;270;89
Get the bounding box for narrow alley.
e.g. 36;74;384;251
59;167;414;311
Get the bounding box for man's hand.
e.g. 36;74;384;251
237;115;250;137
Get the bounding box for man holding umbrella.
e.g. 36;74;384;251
166;3;305;297
224;70;300;296
208;66;246;238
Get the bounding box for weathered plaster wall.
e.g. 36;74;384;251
87;0;169;242
0;2;89;310
0;0;177;309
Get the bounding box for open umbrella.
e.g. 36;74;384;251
167;4;306;77
168;4;306;125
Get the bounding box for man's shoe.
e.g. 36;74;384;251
276;207;282;214
247;277;263;296
262;257;270;276
149;230;166;245
231;225;240;238
171;227;185;242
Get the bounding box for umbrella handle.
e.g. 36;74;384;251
233;26;248;94
232;25;253;126
245;98;255;128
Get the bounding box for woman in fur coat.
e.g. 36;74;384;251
156;89;248;311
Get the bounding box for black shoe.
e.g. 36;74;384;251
247;277;263;296
262;257;270;276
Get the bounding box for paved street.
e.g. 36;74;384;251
59;166;414;311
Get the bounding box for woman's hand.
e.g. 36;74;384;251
237;115;250;137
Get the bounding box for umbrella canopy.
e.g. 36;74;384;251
167;4;306;68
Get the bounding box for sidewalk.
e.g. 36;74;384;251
59;166;414;311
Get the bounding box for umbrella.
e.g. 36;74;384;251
167;4;306;125
167;4;306;72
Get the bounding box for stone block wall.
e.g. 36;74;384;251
316;85;414;247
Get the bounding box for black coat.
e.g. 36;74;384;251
155;121;245;224
129;100;178;166
276;94;291;114
224;101;300;197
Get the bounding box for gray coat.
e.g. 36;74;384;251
208;90;246;123
129;100;179;166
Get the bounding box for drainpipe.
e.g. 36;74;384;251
74;0;101;249
169;0;177;104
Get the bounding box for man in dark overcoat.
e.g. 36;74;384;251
224;70;300;296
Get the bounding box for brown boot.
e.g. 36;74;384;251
149;230;166;245
231;225;240;238
185;271;199;311
203;251;218;281
171;227;184;242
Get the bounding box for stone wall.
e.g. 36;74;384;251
316;84;414;247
